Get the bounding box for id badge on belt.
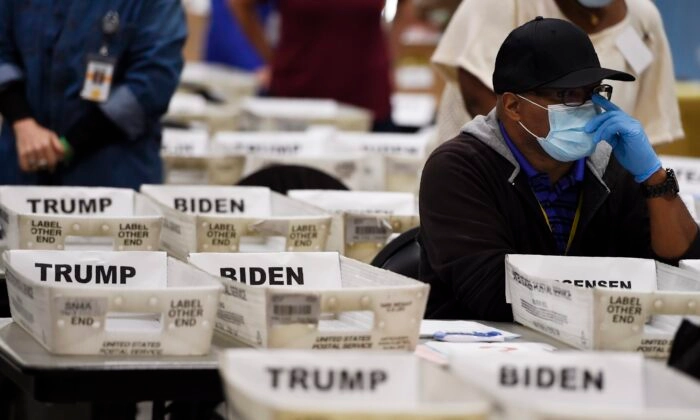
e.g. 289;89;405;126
80;11;119;103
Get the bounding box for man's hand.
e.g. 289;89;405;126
585;95;698;260
585;94;661;183
13;118;64;172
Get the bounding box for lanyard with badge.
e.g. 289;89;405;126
538;193;583;255
80;11;119;103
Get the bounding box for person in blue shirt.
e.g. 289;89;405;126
205;0;272;72
0;0;187;189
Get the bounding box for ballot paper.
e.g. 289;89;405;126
419;320;521;342
425;341;557;357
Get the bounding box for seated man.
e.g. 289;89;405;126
419;17;700;321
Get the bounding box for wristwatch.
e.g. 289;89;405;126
642;168;679;198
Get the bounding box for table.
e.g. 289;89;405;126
480;322;576;349
0;318;246;419
0;317;573;419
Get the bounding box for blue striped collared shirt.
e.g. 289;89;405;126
499;122;584;254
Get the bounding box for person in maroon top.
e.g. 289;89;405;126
231;0;393;129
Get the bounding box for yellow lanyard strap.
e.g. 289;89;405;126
538;193;583;255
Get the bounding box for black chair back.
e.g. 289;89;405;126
370;226;421;280
236;164;349;194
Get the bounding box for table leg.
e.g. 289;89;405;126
152;400;166;420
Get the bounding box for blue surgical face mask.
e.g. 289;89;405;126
517;95;599;162
577;0;613;7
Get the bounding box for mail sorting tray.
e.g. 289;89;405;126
166;91;244;134
505;254;700;358
330;131;434;193
0;186;161;252
188;252;429;350
140;185;332;260
3;250;223;356
287;190;419;263
237;97;372;132
220;349;491;420
180;61;258;103
211;129;366;190
449;351;700;420
161;127;246;185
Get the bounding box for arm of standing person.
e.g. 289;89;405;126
431;0;514;117
586;94;700;260
63;0;187;155
229;0;273;63
628;0;684;144
457;67;497;117
419;145;515;321
0;3;62;172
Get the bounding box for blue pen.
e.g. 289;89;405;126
433;330;504;342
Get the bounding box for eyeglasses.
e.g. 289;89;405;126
534;84;613;107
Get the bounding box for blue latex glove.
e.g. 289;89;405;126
585;94;661;183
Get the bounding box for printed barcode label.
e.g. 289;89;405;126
355;226;389;235
218;309;245;326
269;293;320;325
273;304;312;316
346;216;392;243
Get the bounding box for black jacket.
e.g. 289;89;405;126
419;111;700;321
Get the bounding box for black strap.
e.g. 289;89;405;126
64;106;125;161
0;81;32;124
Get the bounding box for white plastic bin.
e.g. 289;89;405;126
220;349;491;420
505;254;700;357
331;130;433;193
3;250;222;356
0;186;161;252
189;252;429;350
288;190;419;263
140;185;331;260
212;129;364;189
238;97;372;132
161;127;245;185
166;91;243;133
180;61;258;102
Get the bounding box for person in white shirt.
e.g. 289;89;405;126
431;0;683;148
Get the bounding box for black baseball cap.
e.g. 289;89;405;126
493;17;635;94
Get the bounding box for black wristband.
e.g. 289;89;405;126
642;168;679;198
64;107;125;160
0;81;32;123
